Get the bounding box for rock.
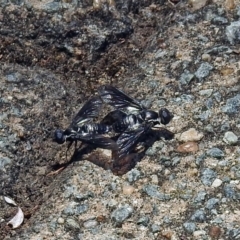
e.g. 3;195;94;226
205;198;219;210
226;21;240;44
57;217;65;224
193;230;207;238
111;204;133;224
222;94;240;114
189;0;208;11
195;62;213;80
0;156;12;169
201;53;211;62
83;219;98;229
190;209;206;222
211;178;223;188
201;168;217;186
177;142;199;153
127;169;141;183
65;218;81;231
199;89;213;97
179;70;194;85
223;131;238;145
209;226;222;238
206;148;224;158
122;185;135;195
179;128;203;142
224;184;236;199
150;224;161;233
143;185;170;201
137;216;150;226
194;191;207;203
183;222;196;233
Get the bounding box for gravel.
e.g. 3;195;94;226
0;1;239;239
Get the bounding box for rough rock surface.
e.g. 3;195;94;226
0;0;240;239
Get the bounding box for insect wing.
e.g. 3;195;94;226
98;85;144;112
70;96;103;127
76;134;118;150
116;125;149;159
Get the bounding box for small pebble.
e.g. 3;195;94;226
189;0;208;11
183;222;196;233
201;53;211;61
83;219;98;229
209;226;222;238
150;223;161;233
57;217;65;224
223;131;238;145
201;168;217;186
111;204;133;224
151;174;159;184
211;178;223;188
177;142;199;153
193;230;206;238
207;148;224;158
179;128;203;142
122;185;135;195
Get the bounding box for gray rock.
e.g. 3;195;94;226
63;203;88;216
222;94;240;114
204;124;214;133
195;62;214;80
196;154;206;165
5;72;22;83
190;209;206;222
44;1;62;14
221;122;230;132
0;156;12;169
180;190;194;200
205;98;214;109
228;228;240;239
206;148;224;158
111;204;133;224
194;191;207;203
213;92;222;102
137;216;150;226
199;89;213;97
179;70;194;85
212;16;228;25
127;169;141;183
65;218;81;231
206;46;232;55
183;222;196;233
195;110;211;121
226;21;240;44
224;184;236;199
201;168;217;186
150;224;161;233
205;198;219;210
223;131;238;145
143;185;170;201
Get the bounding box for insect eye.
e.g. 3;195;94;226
54;129;65;144
159;108;173;125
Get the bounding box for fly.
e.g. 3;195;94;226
98;85;174;160
54;95;117;151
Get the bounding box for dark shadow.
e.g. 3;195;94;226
51;128;174;176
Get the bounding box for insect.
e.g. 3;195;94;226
98;85;174;161
54;95;117;151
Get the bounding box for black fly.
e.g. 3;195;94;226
54;95;117;151
98;85;174;160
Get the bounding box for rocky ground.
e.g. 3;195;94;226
0;0;240;239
